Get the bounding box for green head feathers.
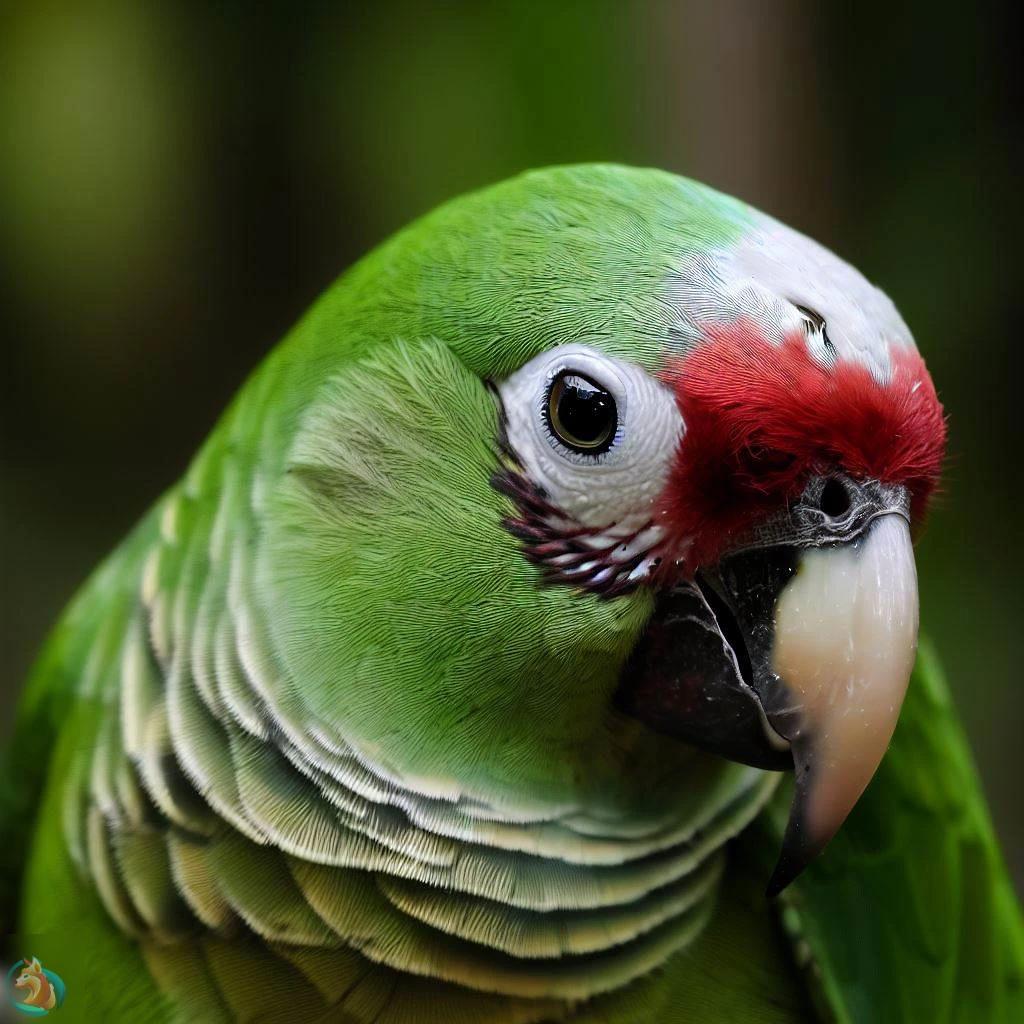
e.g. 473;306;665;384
242;166;757;812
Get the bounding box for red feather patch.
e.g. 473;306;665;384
657;320;947;569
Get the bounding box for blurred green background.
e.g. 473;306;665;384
1;2;1020;894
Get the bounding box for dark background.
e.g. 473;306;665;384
1;2;1021;892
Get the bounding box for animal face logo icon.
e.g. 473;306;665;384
5;956;66;1016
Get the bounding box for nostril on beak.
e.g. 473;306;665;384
818;477;852;519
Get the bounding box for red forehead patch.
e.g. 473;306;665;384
657;319;947;568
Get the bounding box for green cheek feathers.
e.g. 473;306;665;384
259;337;656;810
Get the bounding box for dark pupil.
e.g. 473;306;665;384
550;372;617;452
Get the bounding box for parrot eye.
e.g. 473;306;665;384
545;371;618;454
497;344;683;531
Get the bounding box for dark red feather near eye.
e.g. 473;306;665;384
657;320;947;569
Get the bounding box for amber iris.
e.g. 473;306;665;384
547;371;618;454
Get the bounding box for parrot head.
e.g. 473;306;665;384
268;165;945;895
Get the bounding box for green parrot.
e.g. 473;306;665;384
1;165;1021;1023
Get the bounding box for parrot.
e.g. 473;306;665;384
1;164;1021;1024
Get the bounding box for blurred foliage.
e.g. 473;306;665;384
0;1;1020;892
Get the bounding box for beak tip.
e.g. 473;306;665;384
764;791;827;898
764;845;809;899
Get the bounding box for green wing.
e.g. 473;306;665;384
0;516;153;946
753;640;1024;1024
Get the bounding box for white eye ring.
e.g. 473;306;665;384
499;345;682;529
